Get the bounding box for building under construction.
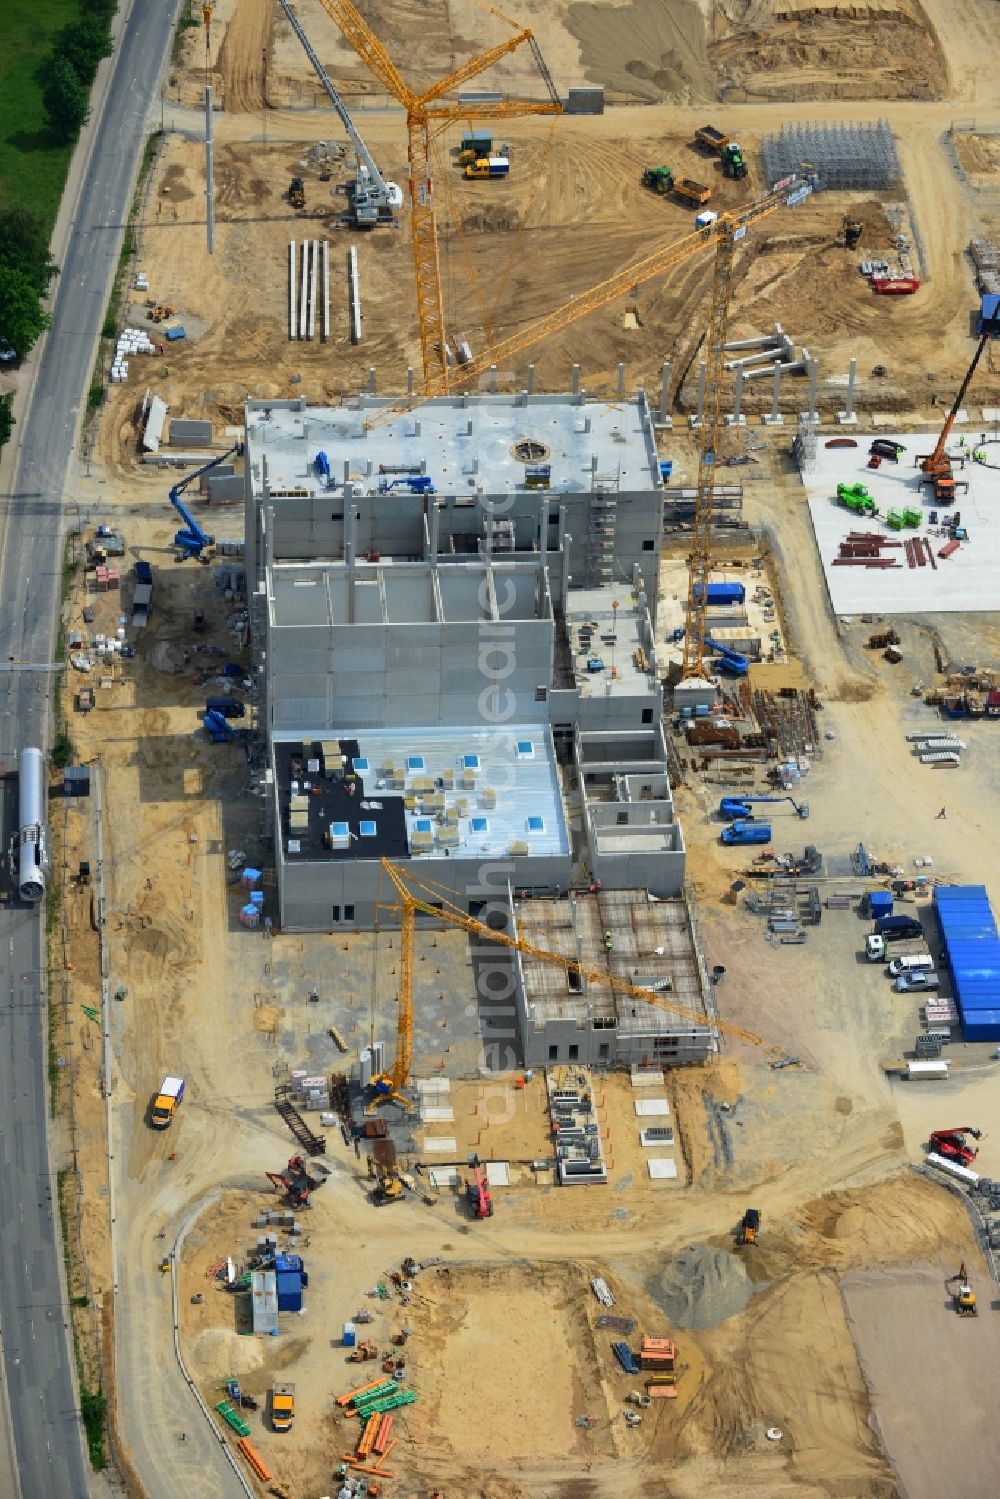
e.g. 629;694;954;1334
511;889;715;1068
243;392;686;929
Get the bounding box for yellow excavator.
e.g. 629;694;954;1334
951;1262;978;1317
366;857;767;1112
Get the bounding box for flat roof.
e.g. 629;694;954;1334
564;587;656;696
275;725;569;863
804;431;1000;614
514;890;710;1034
245;392;662;500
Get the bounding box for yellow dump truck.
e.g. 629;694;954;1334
271;1383;295;1431
150;1075;184;1129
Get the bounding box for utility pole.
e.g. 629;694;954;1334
204;84;215;255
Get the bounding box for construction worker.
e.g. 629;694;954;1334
604;930;614;953
936;806;947;819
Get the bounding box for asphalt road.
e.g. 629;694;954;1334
0;3;185;1497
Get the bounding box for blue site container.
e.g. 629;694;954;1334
693;582;745;606
343;1321;356;1348
866;891;893;918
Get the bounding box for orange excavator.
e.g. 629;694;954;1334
919;318;1000;502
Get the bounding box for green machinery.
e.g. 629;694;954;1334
836;482;878;517
642;165;674;195
885;508;922;531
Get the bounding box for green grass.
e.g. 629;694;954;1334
0;0;84;230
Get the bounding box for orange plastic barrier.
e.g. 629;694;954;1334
237;1438;272;1481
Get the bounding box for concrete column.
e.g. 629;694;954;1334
539;496;549;559
584;415;592;434
763;361;785;426
489;364;497;393
407;367;414;397
807;357;819;423
561;530;572;601
572;364;580;395
204;86;215;255
659;361;672;428
414;420;421;438
726;368;745;426
689;361;707;430
616;362;625;397
368;367;376;394
346;506;357;567
429;498;440;560
526;365;535;394
838;357;858;425
343;459;350;485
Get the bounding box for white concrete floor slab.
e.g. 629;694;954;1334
804;432;1000;614
635;1098;671;1116
647;1158;678;1179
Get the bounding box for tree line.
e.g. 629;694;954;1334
43;0;118;145
0;1;119;447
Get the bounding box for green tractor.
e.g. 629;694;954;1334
643;165;674;196
836;481;878;517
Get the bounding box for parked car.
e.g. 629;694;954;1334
0;339;16;364
894;971;940;993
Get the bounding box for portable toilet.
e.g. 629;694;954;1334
343;1321;356;1348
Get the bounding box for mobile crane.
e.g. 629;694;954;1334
275;0;402;227
718;795;809;821
169;444;239;561
919;315;1000;502
366;858;767;1111
312;0;562;388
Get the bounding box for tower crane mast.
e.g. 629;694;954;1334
368;858;765;1109
313;0;561;390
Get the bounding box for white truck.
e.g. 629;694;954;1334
150;1075;185;1129
866;933;928;963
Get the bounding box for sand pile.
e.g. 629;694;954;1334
567;0;713;102
191;1327;265;1378
647;1245;752;1330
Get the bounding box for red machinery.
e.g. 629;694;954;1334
465;1164;494;1219
928;1127;982;1167
919;318;1000;500
871;276;920;295
266;1154;328;1208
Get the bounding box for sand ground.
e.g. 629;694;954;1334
52;3;1000;1496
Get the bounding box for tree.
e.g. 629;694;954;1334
42;57;91;144
54;17;114;86
0;208;57;298
0;395;13;452
0;267;51;358
79;0;117;18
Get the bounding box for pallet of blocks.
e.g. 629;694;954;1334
641;1335;678;1398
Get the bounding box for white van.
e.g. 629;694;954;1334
888;953;934;977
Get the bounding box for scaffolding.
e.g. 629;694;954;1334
762;120;901;193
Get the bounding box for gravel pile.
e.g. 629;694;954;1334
646;1244;752;1330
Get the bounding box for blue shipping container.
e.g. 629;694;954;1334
693;582;745;606
276;1271;302;1312
867;891;893;917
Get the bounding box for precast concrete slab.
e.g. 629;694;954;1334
804;431;1000;614
647;1158;678;1179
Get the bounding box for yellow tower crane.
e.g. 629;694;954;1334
367;858;766;1110
313;0;562;393
353;171;816;675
